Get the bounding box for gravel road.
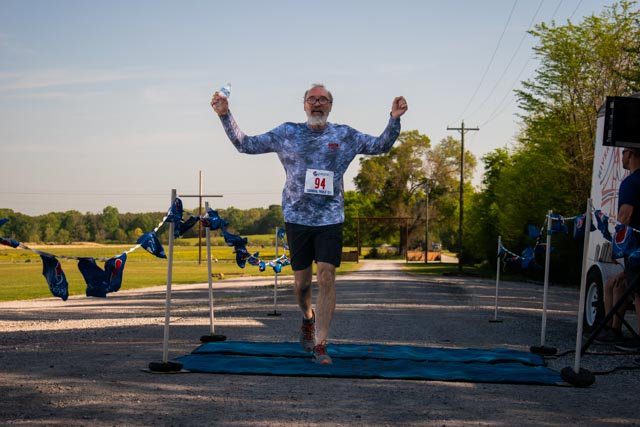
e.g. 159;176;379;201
1;260;639;426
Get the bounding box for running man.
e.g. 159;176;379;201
211;84;408;364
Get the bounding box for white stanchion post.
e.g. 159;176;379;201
531;211;557;355
541;210;553;346
200;203;227;343
273;227;279;312
268;227;282;317
490;236;502;322
206;201;215;335
574;200;592;371
161;189;177;364
561;199;595;386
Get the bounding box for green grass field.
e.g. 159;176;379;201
0;243;362;301
403;262;488;276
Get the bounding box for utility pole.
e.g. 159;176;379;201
447;121;479;273
424;184;429;264
198;171;203;264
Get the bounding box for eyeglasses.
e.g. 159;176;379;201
305;96;332;105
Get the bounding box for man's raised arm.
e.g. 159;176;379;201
354;96;408;155
210;91;280;155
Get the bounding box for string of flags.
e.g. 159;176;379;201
0;197;290;301
497;207;640;270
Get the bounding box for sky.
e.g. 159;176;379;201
0;0;616;215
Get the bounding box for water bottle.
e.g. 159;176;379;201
218;83;232;99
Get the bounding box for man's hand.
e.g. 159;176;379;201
391;96;408;119
211;92;229;116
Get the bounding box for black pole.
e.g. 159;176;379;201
425;187;429;264
458;122;465;272
447;121;478;273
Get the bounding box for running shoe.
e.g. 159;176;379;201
313;342;333;365
300;311;315;352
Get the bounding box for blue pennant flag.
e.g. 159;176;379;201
40;254;69;301
549;214;568;234
247;252;261;267
175;215;199;238
105;254;127;293
235;246;250;268
594;210;613;241
573;213;596;240
520;246;536;269
277;226;289;249
0;218;8;228
78;258;109;298
137;232;166;258
0;237;20;248
222;229;248;249
167;198;184;223
612;224;637;260
203;208;225;231
78;254;127;297
269;260;282;273
258;260;266;272
527;224;541;239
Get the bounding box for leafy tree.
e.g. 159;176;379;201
465;1;639;281
102;206;120;239
352;131;476;254
515;0;640;211
252;205;284;234
465;148;510;262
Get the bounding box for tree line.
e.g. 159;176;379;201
0;205;283;244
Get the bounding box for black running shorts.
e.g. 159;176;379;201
285;222;343;271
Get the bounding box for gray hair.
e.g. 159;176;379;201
303;83;333;103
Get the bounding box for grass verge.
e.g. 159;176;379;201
0;245;362;301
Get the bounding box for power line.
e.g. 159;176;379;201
569;0;583;20
468;0;546;122
479;57;532;127
454;0;519;123
479;0;570;128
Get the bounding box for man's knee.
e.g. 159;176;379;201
294;267;313;288
316;263;336;286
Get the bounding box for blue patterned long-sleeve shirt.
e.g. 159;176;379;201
220;112;401;226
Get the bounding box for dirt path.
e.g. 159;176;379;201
1;260;639;425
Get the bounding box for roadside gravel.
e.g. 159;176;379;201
1;260;638;426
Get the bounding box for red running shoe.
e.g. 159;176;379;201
313;342;332;365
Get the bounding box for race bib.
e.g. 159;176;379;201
304;169;334;196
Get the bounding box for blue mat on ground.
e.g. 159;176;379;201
175;341;564;385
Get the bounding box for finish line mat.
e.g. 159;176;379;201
175;341;564;385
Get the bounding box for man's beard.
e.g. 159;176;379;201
306;111;329;127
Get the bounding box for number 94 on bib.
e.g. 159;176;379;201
304;169;334;196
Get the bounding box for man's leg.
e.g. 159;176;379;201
635;293;640;333
611;278;628;331
604;276;615;328
294;266;313;320
315;261;336;344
